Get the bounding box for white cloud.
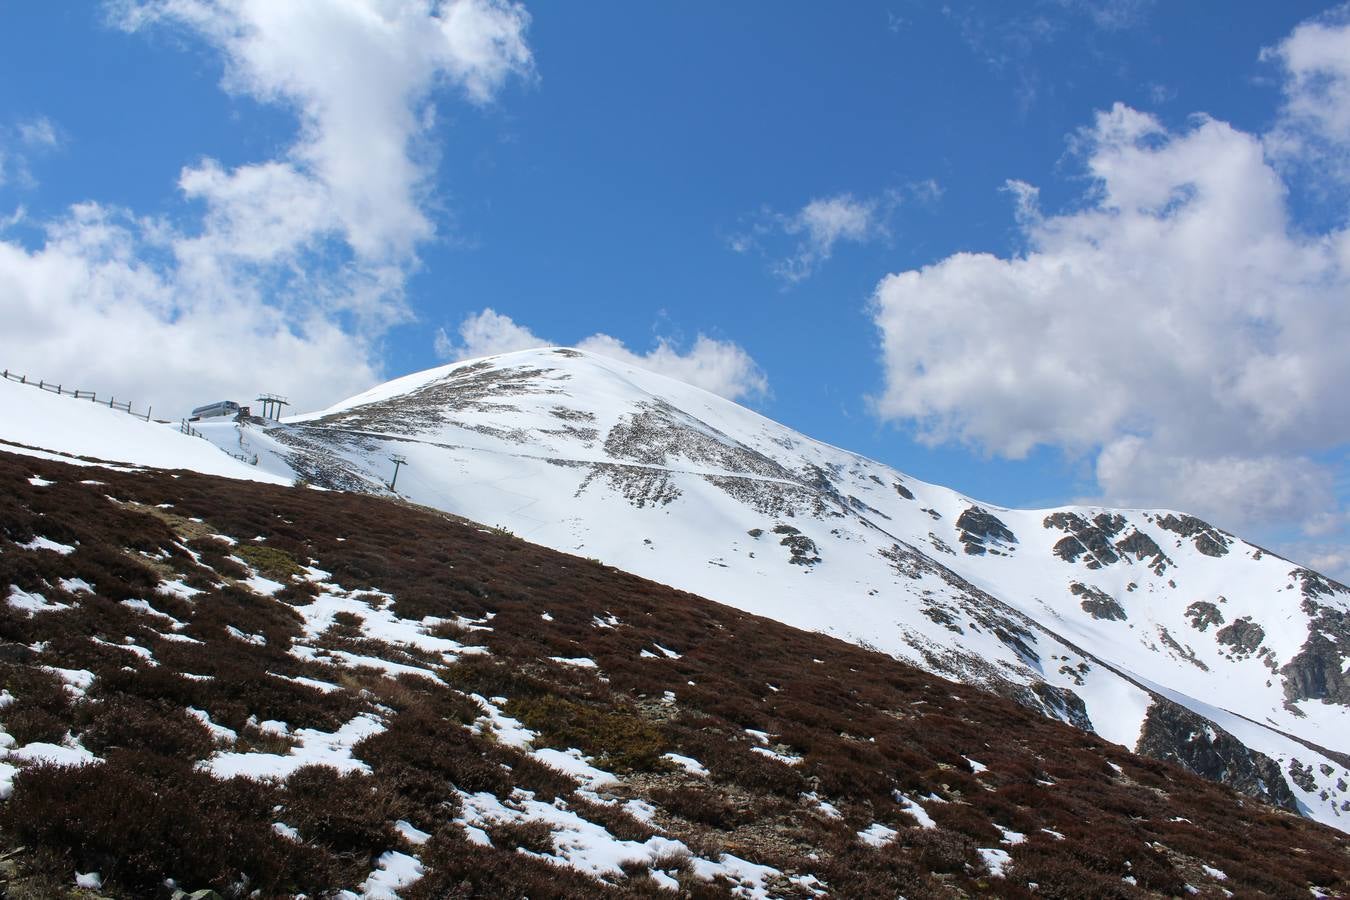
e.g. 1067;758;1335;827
575;334;768;402
1263;7;1350;181
0;1;533;415
734;192;887;283
434;307;546;358
1094;438;1337;532
0;202;381;416
436;309;769;402
1290;544;1350;585
112;0;534;264
0;117;63;190
870;101;1350;535
17;117;60;150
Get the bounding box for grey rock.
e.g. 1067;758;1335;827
1136;696;1297;812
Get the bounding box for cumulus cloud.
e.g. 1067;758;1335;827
434;307;546;359
1263;6;1350;181
732;192;889;283
112;0;533;264
0;202;383;414
0;1;533;414
436;309;769;401
870;99;1350;535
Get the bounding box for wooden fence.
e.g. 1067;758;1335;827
2;367;259;467
2;369;152;421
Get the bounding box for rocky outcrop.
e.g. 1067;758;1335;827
955;505;1016;555
1185;601;1224;632
1136;697;1297;812
1044;512;1126;568
772;524;821;567
1114;529;1172;576
1044;512;1174;575
1154;513;1231;557
1282;597;1350;706
1215;616;1265;658
1070;582;1126;621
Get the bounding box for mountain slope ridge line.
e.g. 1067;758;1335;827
2;346;1346;830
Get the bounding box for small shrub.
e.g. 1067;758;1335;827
77;695;215;759
489;818;555;854
506;695;668;773
651;784;752;829
282;766;401;856
234;544;302;581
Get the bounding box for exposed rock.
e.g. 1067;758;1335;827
848;494;891;520
1069;582;1126;621
314;361;560;436
921;605;962;633
1185;601;1225;632
1114;529;1173;576
575;463;681;508
955;505;1017;555
927;532;955;556
1215;617;1265;658
1028;681;1093;732
548;405;596;423
604;400;788;479
1136;697;1297;812
1157;626;1208;671
772;524;821;567
1289;759;1318;793
1282;629;1350;706
1154;513;1232;557
1044;512;1126;568
879;542;926;580
893;481;915;500
1291;568;1350;602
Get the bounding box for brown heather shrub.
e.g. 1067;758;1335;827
76;693;215;759
650;783;753;829
899;825;978;875
1;704;68;746
1;753;333;896
404;829;621;899
486;817;556;855
2;452;1349;898
569;794;657;842
282;766;402;860
506;694;669;773
926;799;1001;842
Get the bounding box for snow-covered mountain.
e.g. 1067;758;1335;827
6;348;1349;829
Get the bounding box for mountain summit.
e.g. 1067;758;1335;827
183;347;1350;829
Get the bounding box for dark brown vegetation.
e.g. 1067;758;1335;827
0;449;1347;898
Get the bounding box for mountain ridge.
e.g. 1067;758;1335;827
1;450;1348;897
2;347;1347;830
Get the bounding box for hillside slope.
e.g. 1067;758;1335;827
1;451;1348;898
0;377;289;484
182;348;1350;828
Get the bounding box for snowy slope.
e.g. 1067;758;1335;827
20;348;1350;828
0;377;288;484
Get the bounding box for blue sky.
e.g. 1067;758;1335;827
2;1;1348;578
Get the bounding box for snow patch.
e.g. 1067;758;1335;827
202;713;385;780
978;847;1012;877
19;536;75;554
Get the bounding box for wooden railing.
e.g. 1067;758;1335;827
2;369;152;421
2;367;258;467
